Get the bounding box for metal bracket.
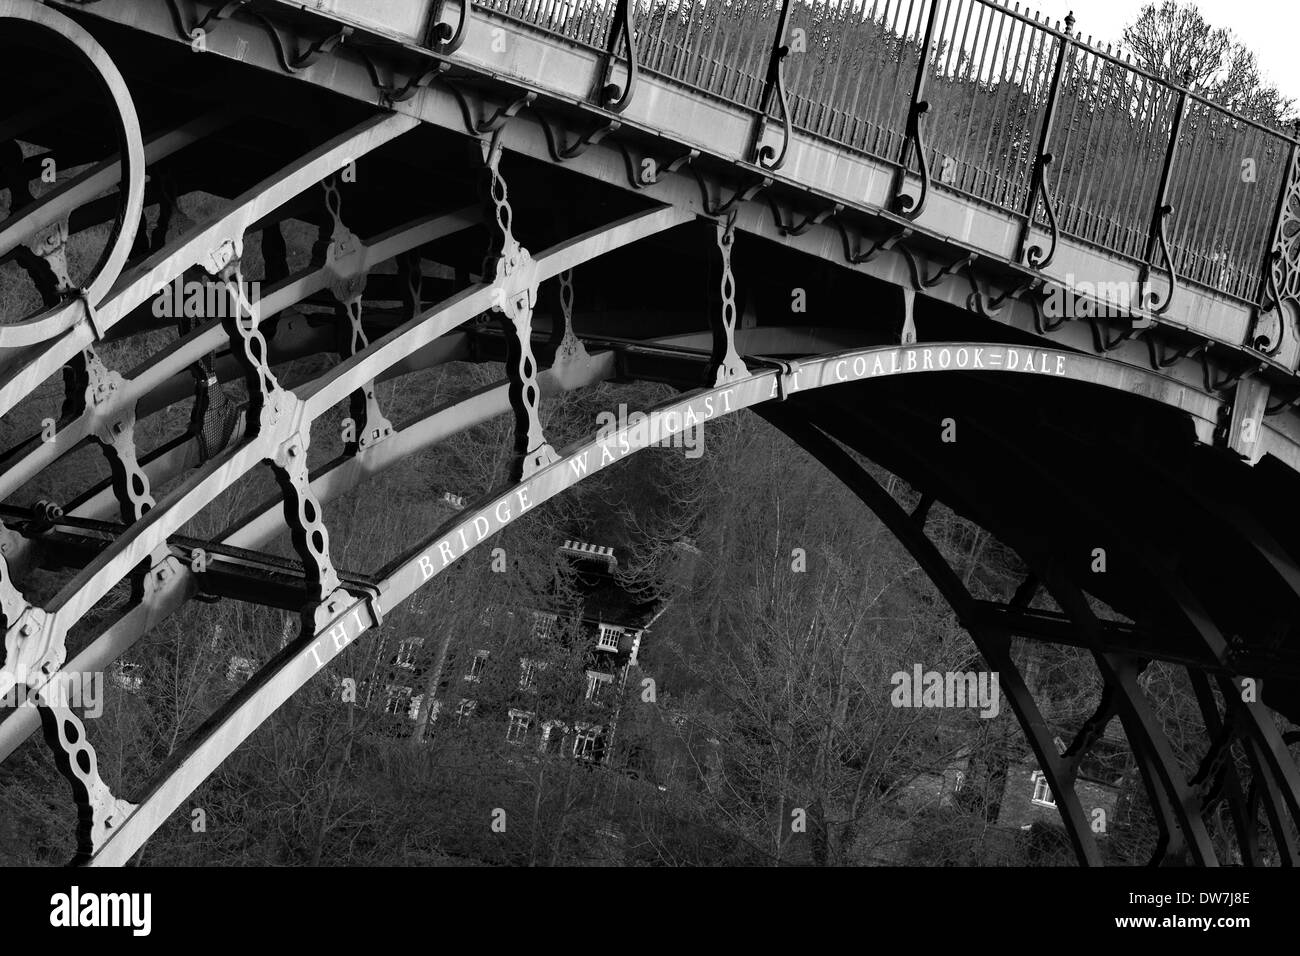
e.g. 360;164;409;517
771;358;800;400
1088;317;1135;353
770;199;842;237
353;581;386;629
923;252;976;288
693;167;771;217
987;276;1043;312
539;114;621;162
564;120;621;160
291;26;353;71
1144;331;1207;370
477;91;536;133
194;0;252;33
26;219;72;298
384;66;443;104
833;219;912;265
746;356;799;400
618;144;698;191
78;287;108;340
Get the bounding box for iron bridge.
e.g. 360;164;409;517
2;0;1300;866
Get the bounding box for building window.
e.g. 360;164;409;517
455;698;477;725
573;725;600;760
465;650;488;682
533;612;558;641
226;655;256;684
384;685;413;717
586;671;613;703
393;639;423;670
541;720;566;754
111;661;143;693
1031;771;1056;808
519;658;545;691
596;625;622;652
506;709;533;744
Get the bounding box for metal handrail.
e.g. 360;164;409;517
472;0;1296;307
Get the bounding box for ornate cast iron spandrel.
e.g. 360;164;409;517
320;177;393;455
708;214;746;387
1255;148;1300;359
36;695;138;863
481;135;558;481
550;268;591;370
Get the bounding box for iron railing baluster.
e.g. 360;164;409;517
750;0;795;168
1016;15;1069;268
890;0;942;218
1138;81;1189;317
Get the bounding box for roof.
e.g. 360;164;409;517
555;540;659;628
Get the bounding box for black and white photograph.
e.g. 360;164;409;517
0;0;1297;936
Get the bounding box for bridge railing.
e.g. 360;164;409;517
475;0;1297;307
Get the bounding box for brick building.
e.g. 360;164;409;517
371;534;661;765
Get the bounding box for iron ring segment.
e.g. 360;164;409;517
0;0;145;349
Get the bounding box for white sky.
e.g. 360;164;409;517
1028;0;1300;105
